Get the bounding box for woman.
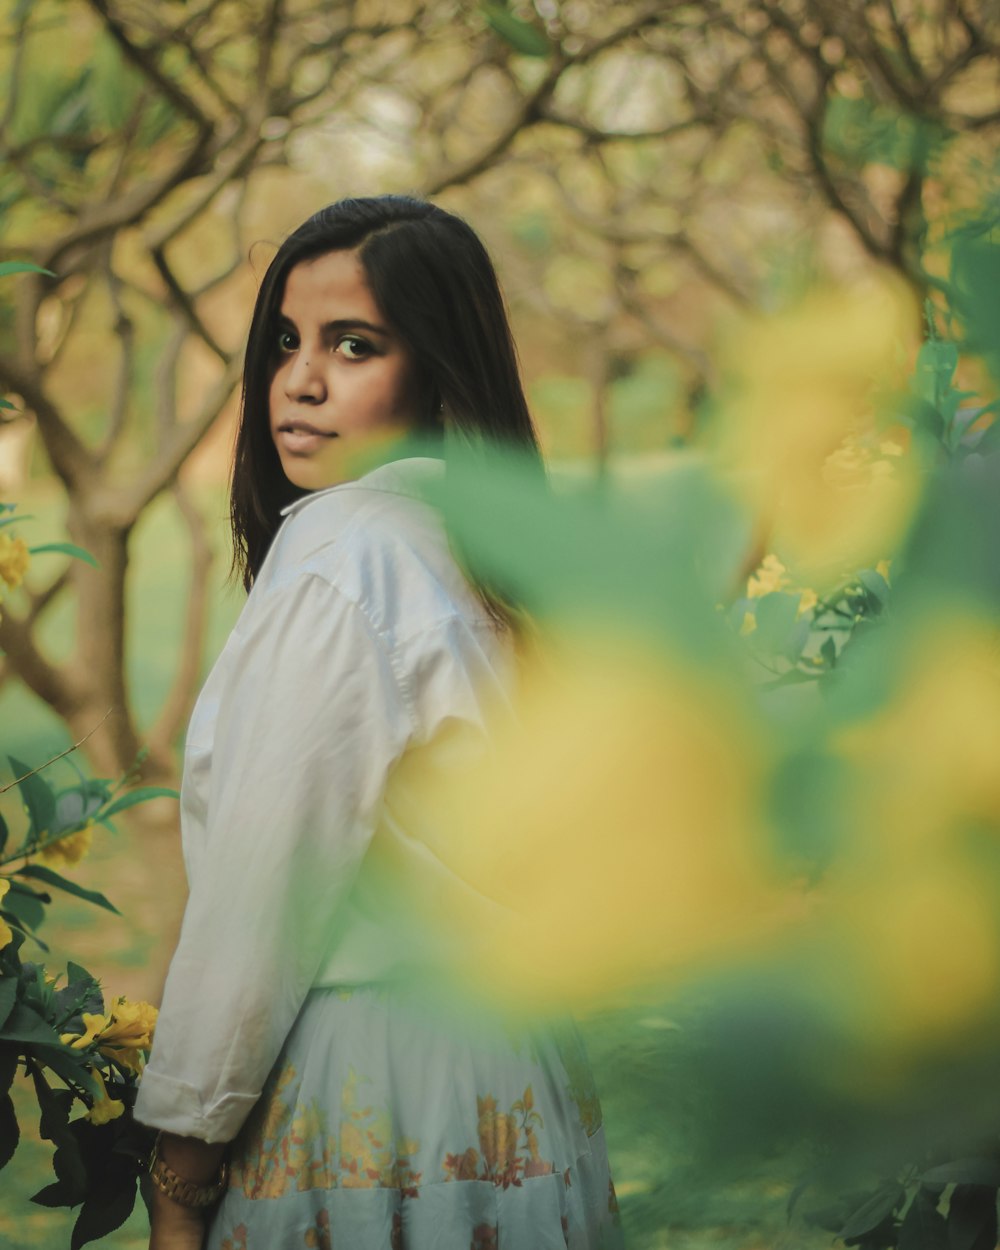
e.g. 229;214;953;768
135;196;620;1250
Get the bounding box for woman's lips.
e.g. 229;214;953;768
276;422;338;455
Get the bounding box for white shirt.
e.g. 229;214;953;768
134;458;516;1142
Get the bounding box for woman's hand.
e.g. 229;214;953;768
148;1189;206;1250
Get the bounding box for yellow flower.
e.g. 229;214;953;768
0;533;30;590
38;823;93;869
95;997;158;1073
61;996;157;1072
0;877;12;951
61;1011;109;1050
739;611;757;636
86;1068;125;1125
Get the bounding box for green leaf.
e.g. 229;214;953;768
0;1002;63;1047
71;1179;139;1250
0;810;8;855
0;512;33;530
66;961;99;988
922;1158;1000;1186
99;785;178;819
482;3;551;56
838;1182;905;1241
0;1092;18;1170
0;978;13;1035
0;261;55;278
856;568;890;606
32;1178;81;1208
7;756;56;842
32;1046;97;1096
26;541;99;568
751;591;804;658
820;636;837;668
29;1063;74;1144
2;886;46;935
0;1042;17;1094
898;1184;947;1250
947;1183;998;1250
16;865;119;915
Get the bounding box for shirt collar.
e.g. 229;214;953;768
279;456;444;518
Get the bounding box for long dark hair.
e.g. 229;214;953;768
231;195;541;592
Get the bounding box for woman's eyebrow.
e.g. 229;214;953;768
275;314;389;337
321;318;390;336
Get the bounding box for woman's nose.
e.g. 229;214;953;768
284;351;326;403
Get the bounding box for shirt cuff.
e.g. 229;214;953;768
133;1068;259;1144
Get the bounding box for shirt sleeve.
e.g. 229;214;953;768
133;572;414;1142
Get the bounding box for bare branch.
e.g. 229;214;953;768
150;249;229;362
84;0;213;130
257;0;285;82
425;4;670;195
615;264;714;385
39;125;214;275
98;247;136;460
671;231;757;308
0;607;82;720
0;353;95;491
0;710;112;795
144;125;263;253
123;350;243;519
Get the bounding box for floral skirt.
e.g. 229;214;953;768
205;984;622;1250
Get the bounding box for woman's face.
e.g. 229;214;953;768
268;248;422;491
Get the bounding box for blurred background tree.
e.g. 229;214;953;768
0;0;996;784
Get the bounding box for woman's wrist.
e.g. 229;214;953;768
148;1131;229;1209
156;1131;227;1184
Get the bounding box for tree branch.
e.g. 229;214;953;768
0;353;95;491
0;607;82;720
123;350;243;520
39;124;214;275
150;248;228;362
97;247;136;462
84;0;213;129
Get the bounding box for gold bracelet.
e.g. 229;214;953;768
148;1132;230;1209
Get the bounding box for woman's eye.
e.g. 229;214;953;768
337;336;371;360
277;330;298;353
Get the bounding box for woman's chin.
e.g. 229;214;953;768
277;450;349;493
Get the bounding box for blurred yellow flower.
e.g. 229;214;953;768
837;614;1000;852
385;631;790;1008
817;613;1000;1054
747;554;789;598
0;533;29;590
0;878;12;950
745;554;817;618
715;280;922;583
86;1068;125;1125
797;587;819;616
38;823;93;869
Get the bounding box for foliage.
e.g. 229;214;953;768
0;507;175;1249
